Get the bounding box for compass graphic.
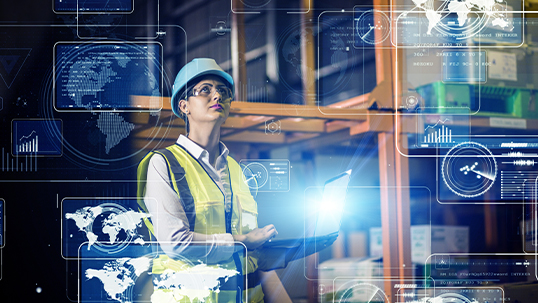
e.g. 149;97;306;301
355;10;391;44
242;162;269;190
431;292;476;303
337;283;389;303
441;141;497;198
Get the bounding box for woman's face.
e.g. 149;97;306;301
179;75;232;127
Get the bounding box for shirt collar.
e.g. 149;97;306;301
176;135;229;161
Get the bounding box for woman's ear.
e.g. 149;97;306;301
178;99;188;115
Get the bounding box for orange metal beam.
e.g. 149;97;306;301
373;0;412;299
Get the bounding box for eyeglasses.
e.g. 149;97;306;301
191;84;233;101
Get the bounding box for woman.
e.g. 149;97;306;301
137;58;292;303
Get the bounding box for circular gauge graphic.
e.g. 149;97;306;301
242;162;269;190
441;141;497;198
283;93;306;116
215;21;227;36
240;0;271;8
277;18;357;97
337;283;389;303
431;292;474;303
356;10;391;44
405;95;420;108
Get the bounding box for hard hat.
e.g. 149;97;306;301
171;58;234;118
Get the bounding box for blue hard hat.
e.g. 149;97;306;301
171;58;234;118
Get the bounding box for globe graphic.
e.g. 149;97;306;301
93;211;130;245
42;42;171;171
412;0;512;40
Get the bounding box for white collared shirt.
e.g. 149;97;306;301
144;135;235;257
175;135;233;213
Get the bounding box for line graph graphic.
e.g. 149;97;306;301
425;118;451;131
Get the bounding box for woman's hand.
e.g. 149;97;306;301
233;224;278;250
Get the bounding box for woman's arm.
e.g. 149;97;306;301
232;224;278;250
260;270;293;303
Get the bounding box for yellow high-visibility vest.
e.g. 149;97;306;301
137;144;264;303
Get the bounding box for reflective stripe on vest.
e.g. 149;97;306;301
137;144;264;303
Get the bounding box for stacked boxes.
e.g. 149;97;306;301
416;82;538;119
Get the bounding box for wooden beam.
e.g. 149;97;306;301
222;116;272;129
132;126;184;140
231;0;247;101
374;0;413;300
223;131;286;143
327;93;370;109
253;119;326;133
301;0;316;107
326;121;361;133
133;97;370;121
349;115;394;135
229;101;369;120
286;132;319;143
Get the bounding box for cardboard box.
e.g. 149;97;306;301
369;225;469;263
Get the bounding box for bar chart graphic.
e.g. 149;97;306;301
12;119;62;156
416;113;470;149
17;130;38;153
423;124;454;144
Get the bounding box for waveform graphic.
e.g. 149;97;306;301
503;159;536;166
507;152;524;157
501;142;529;148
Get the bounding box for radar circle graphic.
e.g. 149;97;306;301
442;141;497;198
406;95;419;107
240;0;272;8
277;19;356;97
337;283;389;303
242;162;268;190
356;10;391;44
